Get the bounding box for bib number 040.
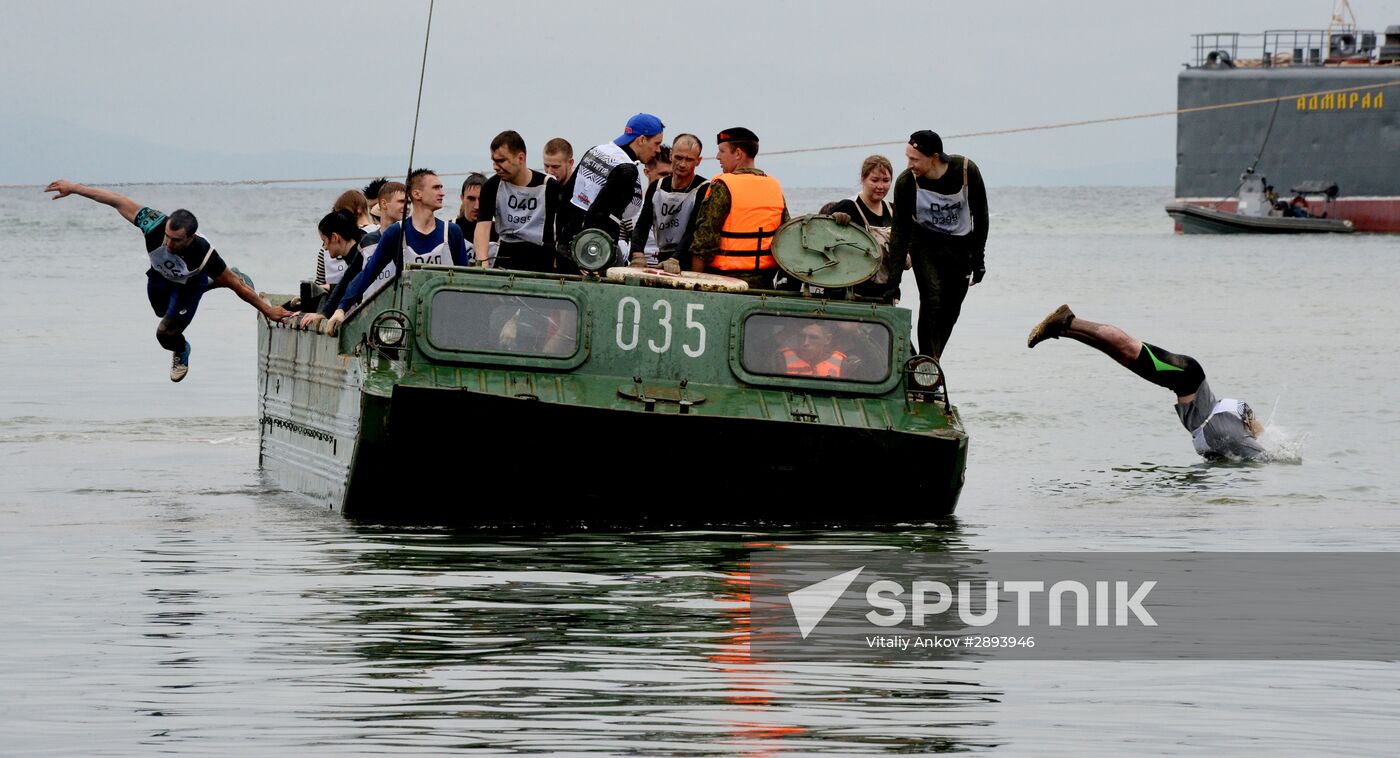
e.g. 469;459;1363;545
615;297;706;358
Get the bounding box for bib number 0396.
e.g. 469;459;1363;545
615;297;707;358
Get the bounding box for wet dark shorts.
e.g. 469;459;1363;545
1131;342;1206;397
146;270;211;331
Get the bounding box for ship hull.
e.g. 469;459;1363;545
1175;67;1400;232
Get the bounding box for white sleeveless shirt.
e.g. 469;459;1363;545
651;177;707;253
494;177;552;246
363;220;449;301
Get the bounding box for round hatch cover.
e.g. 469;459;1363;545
770;214;882;289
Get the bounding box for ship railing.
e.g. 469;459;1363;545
1190;29;1376;68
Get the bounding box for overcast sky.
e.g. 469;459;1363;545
3;0;1391;187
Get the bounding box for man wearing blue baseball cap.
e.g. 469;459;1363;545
556;113;666;264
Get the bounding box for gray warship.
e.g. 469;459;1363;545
1175;6;1400;232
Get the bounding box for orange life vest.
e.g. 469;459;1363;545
711;172;784;271
780;348;846;377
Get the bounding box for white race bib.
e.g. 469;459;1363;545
495;178;552;246
323;247;349;285
147;234;214;284
913;183;972;236
651;178;706;254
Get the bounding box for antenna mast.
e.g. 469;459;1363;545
399;0;436;304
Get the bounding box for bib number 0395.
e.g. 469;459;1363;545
615;297;707;358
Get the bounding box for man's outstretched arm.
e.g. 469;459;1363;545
44;180;143;224
210;268;293;322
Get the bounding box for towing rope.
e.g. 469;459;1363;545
764;79;1400;156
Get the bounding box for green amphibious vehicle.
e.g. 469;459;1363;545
257;215;968;523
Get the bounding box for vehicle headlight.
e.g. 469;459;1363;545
371;313;407;348
905;356;946;404
908;357;941;388
570;228;618;273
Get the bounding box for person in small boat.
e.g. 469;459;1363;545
43;179;293;382
556;113;666;267
1027;304;1266;461
632;133;709;272
301;210;367;330
541;137;575;186
779;322;846;377
826;154;902;303
336;169;467;314
690;127;790;289
1289;194;1311;218
891;130;988;360
476;130;559;272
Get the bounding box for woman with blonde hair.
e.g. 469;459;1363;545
332;189;376;232
827;155;903;302
312;189;378;298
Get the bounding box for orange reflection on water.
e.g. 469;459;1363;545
707;547;808;754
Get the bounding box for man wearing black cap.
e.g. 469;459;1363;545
556;113;665;262
890;130;988;359
690;127;789;289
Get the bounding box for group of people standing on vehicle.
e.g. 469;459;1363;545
437;116;792;291
40;118;996;380
296;117;992;361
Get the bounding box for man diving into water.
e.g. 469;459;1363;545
45;180;293;382
1028;304;1266;460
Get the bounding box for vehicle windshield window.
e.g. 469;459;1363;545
741;314;892;382
429;291;579;357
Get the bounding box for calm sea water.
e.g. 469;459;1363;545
2;185;1398;755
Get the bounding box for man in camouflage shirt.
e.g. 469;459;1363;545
690;127;790;289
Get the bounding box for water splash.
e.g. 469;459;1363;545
1252;390;1304;463
1255;423;1305;464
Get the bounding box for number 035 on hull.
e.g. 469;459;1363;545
256;258;968;524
